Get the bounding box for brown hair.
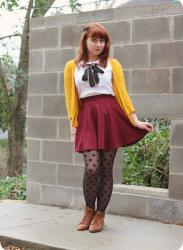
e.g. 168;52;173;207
75;22;111;68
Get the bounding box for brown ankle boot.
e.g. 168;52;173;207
89;211;105;233
77;207;95;231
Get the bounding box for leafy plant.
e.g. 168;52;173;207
0;175;26;200
122;118;170;188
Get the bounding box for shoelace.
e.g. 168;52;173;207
82;63;104;87
80;211;93;224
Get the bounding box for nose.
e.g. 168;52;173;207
96;40;101;47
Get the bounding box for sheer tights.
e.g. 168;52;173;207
82;149;117;212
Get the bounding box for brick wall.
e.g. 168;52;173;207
27;2;183;211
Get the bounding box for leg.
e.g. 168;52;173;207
89;148;117;233
97;149;118;212
77;149;101;231
82;149;101;210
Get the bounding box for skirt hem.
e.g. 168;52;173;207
75;94;148;153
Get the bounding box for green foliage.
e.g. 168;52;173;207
0;55;15;131
69;0;82;11
0;175;26;200
0;94;8;131
1;54;27;91
122;119;170;188
0;139;8;148
0;54;27;131
0;0;19;11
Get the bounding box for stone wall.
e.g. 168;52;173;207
27;2;183;222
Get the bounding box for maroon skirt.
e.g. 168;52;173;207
75;94;148;153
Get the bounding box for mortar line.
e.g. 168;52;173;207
169;15;174;41
29;38;183;53
30;12;183;31
28;65;183;74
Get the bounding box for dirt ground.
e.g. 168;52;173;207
3;245;25;250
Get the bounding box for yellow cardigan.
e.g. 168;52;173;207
64;58;137;128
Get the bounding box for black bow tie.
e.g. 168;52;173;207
82;63;104;87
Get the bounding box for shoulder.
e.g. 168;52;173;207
64;59;76;71
108;58;123;68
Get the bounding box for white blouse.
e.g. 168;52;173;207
74;60;114;98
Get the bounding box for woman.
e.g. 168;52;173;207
64;22;154;233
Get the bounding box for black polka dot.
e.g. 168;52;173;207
82;149;117;212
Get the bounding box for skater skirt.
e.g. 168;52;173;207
75;94;148;153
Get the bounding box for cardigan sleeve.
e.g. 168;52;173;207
64;61;72;119
114;59;135;114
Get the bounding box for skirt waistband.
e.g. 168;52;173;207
80;94;115;104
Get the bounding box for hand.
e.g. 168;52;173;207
71;133;76;143
135;120;154;132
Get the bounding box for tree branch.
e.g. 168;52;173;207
0;34;22;41
31;0;56;17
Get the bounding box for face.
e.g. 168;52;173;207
86;36;105;57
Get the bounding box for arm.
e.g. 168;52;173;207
70;119;76;134
113;59;136;119
70;119;77;143
64;61;77;142
130;112;154;132
114;59;154;132
64;61;72;120
130;112;139;125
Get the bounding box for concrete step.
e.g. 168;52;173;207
0;200;183;250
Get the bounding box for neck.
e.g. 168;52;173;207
88;55;99;62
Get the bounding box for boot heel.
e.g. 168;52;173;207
89;211;105;233
77;207;95;231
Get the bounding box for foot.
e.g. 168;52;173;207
77;207;95;231
89;211;105;233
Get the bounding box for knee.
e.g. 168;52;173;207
85;165;99;177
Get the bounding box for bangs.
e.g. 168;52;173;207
88;26;108;41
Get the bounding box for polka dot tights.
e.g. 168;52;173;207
82;149;117;212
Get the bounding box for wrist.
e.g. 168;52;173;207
134;120;141;126
71;128;76;135
130;112;138;123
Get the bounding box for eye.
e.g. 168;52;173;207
90;37;105;43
